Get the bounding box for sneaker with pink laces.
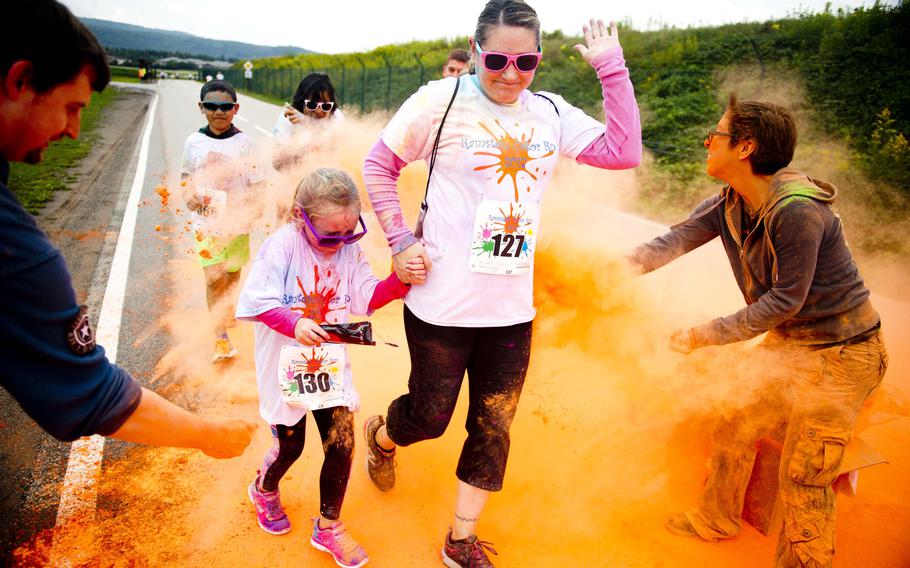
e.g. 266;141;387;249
248;474;291;535
441;528;497;568
310;519;369;568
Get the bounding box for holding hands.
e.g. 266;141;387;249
394;242;432;285
573;19;622;64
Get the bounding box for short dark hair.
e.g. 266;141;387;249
474;0;540;46
200;80;237;102
291;73;337;114
726;94;797;175
447;49;470;64
2;0;110;93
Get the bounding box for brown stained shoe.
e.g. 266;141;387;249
441;529;497;568
363;415;396;492
665;513;717;542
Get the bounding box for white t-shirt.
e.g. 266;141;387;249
381;75;602;327
180;128;268;235
236;223;379;425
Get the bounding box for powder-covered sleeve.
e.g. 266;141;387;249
692;198;825;346
346;246;381;317
236;228;292;320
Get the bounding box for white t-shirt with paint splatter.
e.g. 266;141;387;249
381;75;602;327
235;223;378;426
180;129;268;236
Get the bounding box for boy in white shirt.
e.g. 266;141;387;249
181;80;267;362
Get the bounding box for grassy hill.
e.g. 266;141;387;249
237;2;909;200
81;17;313;61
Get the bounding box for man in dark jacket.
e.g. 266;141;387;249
1;0;254;455
630;97;887;567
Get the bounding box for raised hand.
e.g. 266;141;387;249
573;19;621;64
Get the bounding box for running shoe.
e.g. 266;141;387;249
665;513;716;541
212;335;237;363
310;519;369;568
248;474;291;535
363;415;396;492
441;529;497;568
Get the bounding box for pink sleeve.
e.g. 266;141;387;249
575;47;642;170
256;307;301;339
363;140;420;255
368;272;410;312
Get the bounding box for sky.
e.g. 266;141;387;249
61;0;896;55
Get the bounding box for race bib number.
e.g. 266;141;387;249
195;187;228;218
278;344;347;410
468;199;538;275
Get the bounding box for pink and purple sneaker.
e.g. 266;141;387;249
248;474;291;535
310;518;369;567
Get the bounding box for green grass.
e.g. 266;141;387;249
9;87;121;213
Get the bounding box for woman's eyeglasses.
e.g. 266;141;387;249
295;208;368;246
475;43;542;73
201;102;237;112
303;100;335;112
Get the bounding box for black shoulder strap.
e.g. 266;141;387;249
534;92;559;117
421;76;461;213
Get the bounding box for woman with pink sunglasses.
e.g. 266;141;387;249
362;1;641;564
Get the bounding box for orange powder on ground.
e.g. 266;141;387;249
154;185;169;207
15;118;908;567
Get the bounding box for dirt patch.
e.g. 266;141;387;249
37;86;152;303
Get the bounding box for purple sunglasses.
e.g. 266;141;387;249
296;207;368;246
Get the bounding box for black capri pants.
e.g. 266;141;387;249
385;306;532;491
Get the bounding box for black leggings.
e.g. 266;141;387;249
260;406;354;520
385;306;532;492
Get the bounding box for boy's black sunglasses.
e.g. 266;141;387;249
202;102;237;112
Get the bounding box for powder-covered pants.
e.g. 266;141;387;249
385;306;532;492
685;330;888;567
260;406;354;520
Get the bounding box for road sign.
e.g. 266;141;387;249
243;60;254;71
244;69;253;79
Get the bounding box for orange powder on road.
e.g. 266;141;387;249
15;116;909;567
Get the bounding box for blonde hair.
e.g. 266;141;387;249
293;167;361;219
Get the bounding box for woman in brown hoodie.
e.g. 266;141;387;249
630;96;888;568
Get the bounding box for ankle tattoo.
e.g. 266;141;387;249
455;513;480;523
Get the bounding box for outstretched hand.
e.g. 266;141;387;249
669;328;697;354
201;419;258;459
573;19;621;64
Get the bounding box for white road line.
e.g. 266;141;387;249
254;125;273;137
233;114;249;122
49;94;160;567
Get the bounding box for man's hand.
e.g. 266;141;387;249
573;19;622;65
669;328;697;354
201;419;257;459
393;242;432;284
295;317;330;346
